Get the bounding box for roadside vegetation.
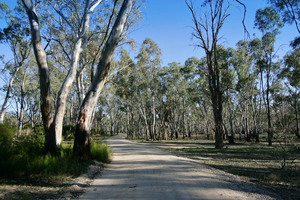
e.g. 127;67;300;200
0;123;112;200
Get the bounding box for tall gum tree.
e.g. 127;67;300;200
254;6;284;146
22;0;120;154
73;0;136;160
21;0;54;152
282;48;300;138
49;0;102;148
185;0;231;149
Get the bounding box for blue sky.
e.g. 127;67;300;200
0;0;298;65
127;0;299;65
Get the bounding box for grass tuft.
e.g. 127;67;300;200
0;126;112;178
91;142;112;163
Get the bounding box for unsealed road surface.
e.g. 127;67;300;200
80;135;279;200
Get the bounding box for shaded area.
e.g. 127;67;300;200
80;134;279;200
174;145;300;200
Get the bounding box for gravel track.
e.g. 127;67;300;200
79;134;280;200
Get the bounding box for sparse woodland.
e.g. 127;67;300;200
0;0;299;180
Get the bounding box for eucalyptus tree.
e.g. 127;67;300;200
22;0;56;153
185;0;231;148
254;6;284;146
165;62;185;139
133;38;162;140
73;0;137;160
111;48;135;137
22;0;140;156
268;0;299;34
0;5;31;124
215;46;235;141
23;0;104;152
281;47;300;138
232;40;259;141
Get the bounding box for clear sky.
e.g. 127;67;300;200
0;0;298;65
127;0;299;65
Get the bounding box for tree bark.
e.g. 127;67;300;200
22;0;54;153
52;0;102;148
73;0;136;160
17;71;27;136
294;95;300;138
266;59;273;146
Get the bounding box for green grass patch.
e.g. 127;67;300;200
29;145;93;177
0;124;112;178
91;142;112;163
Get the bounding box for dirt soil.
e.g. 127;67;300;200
0;161;105;200
79;134;281;200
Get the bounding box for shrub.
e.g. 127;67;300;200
91;142;112;163
62;125;76;140
33;124;44;135
0;124;17;175
0;123;16;142
0;123;112;178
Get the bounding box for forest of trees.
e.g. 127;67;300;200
0;0;299;159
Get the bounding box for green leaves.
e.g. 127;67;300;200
283;48;300;88
254;7;284;34
0;2;10;18
268;0;300;33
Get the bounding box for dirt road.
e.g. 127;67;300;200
79;134;279;200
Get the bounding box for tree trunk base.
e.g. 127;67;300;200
44;124;59;156
73;123;91;161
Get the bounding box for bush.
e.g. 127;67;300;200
0;124;112;178
62;125;76;140
33;124;44;135
0;123;17;176
91;142;112;163
29;146;92;176
0;123;16;142
0;130;45;177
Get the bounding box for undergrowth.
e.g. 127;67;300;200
0;123;112;178
91;142;112;163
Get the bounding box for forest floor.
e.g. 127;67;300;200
137;137;300;200
79;134;282;200
0;161;105;200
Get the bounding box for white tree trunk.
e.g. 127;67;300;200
52;0;102;146
74;0;136;160
0;65;22;123
22;0;55;153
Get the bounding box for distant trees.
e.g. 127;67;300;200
254;6;284;146
102;33;299;145
281;48;300;138
0;3;31;126
0;0;299;155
